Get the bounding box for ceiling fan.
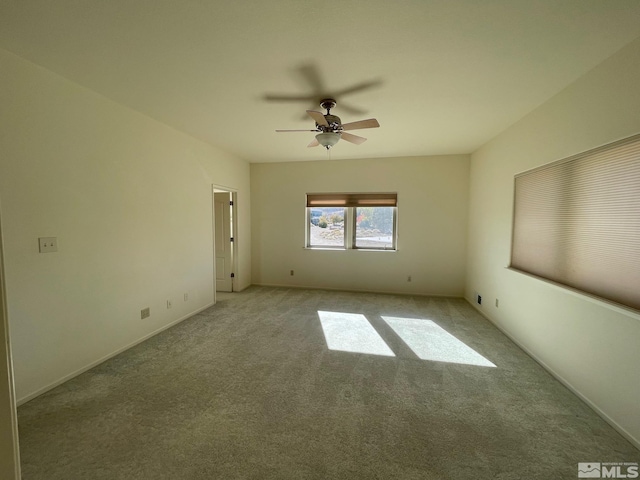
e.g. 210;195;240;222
276;99;380;150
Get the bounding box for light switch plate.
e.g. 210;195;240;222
38;237;58;253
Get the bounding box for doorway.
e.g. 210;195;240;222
213;187;237;295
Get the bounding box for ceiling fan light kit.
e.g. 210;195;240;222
316;132;341;149
276;98;380;151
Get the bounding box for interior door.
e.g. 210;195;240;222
214;192;233;292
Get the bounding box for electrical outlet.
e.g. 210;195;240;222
290;270;294;276
184;293;189;302
407;275;412;282
38;237;58;253
167;300;172;309
141;307;150;319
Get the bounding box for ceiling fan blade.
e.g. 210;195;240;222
307;138;320;147
341;118;380;131
264;94;317;102
341;132;367;145
307;110;329;127
297;63;326;94
335;102;367;116
332;79;382;98
276;129;318;132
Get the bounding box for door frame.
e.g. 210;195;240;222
212;185;238;304
0;204;21;479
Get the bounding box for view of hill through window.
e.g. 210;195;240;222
308;207;394;249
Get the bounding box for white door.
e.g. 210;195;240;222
214;192;233;292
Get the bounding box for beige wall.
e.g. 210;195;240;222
466;37;640;446
251;155;469;296
0;49;250;402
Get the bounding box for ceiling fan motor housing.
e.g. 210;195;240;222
319;114;342;132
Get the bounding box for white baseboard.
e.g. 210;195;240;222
17;302;214;406
467;299;640;450
251;282;460;298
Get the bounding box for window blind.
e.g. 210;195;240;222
511;133;640;311
306;193;397;207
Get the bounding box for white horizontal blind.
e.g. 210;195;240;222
511;133;640;311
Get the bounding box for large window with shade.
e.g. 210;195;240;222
306;193;397;250
510;133;640;311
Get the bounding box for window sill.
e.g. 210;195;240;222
506;267;640;320
304;246;397;252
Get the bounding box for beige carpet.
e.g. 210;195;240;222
17;287;640;479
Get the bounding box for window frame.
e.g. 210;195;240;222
305;193;398;251
305;206;347;249
352;206;397;251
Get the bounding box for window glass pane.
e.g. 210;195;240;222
308;207;345;247
355;207;394;249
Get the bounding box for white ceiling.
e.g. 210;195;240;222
2;1;640;163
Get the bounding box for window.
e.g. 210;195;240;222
308;206;346;248
511;133;640;311
355;206;395;249
306;193;397;250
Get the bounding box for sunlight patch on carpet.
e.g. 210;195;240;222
382;316;496;367
318;311;395;357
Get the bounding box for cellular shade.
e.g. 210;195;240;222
306;193;397;207
511;133;640;311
